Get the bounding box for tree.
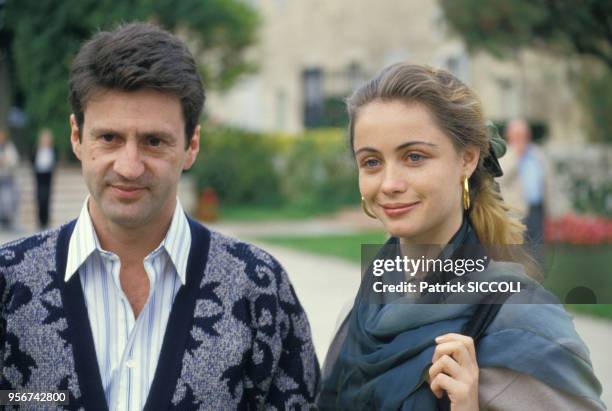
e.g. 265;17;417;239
440;0;611;68
440;0;612;143
2;0;259;155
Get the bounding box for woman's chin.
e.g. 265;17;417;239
384;223;420;240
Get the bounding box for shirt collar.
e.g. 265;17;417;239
65;196;191;285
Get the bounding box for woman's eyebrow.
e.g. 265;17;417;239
354;147;380;156
396;141;438;151
355;141;438;156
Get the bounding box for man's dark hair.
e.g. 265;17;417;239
69;22;205;146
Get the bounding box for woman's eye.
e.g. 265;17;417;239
406;153;424;162
363;158;380;168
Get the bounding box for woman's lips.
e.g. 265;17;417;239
380;201;420;217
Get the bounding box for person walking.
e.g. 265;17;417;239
32;128;57;229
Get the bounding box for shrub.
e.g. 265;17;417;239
190;127;282;205
191;127;360;212
280;129;358;211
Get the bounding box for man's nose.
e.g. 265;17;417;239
113;141;145;180
380;164;408;195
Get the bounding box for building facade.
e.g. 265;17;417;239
206;0;585;142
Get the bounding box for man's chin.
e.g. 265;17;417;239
101;204;153;229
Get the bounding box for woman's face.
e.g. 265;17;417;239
353;100;478;244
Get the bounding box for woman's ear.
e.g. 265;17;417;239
462;146;480;177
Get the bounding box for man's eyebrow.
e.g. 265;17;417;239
354;140;438;156
89;127;117;136
89;128;174;139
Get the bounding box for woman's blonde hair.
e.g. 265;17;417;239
347;63;525;246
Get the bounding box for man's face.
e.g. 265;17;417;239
505;120;530;157
70;88;200;230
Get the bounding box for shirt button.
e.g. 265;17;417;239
126;359;136;369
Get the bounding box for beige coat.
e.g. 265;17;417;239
497;144;569;220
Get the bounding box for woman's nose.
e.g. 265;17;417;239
380;164;408;195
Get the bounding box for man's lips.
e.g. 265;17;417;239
112;185;144;191
380;201;420;217
110;184;146;198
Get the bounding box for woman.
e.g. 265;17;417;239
317;64;604;410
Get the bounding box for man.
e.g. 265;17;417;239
0;23;319;410
499;119;565;244
32;128;57;229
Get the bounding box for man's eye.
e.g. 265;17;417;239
101;134;115;142
148;137;162;147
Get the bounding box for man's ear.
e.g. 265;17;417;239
462;145;480;178
70;114;82;161
183;124;201;170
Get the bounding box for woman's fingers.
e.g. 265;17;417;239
435;333;476;359
433;341;472;368
429;372;464;400
428;353;466;383
428;333;480;409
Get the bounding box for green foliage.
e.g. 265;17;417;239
2;0;259;157
577;65;612;144
281;129;358;210
191;127;282;206
440;0;612;68
567;175;612;217
440;0;612;143
190;127;360;211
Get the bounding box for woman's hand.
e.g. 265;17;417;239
428;333;479;411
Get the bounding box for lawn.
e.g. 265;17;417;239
219;204;332;221
258;231;387;262
257;231;612;320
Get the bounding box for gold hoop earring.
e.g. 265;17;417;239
462;176;470;210
361;197;377;219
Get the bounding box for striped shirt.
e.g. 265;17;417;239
65;197;191;411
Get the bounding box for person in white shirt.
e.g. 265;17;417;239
32;128;57;228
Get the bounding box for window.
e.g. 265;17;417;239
303;68;324;128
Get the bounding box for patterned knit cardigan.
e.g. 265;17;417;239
0;217;320;410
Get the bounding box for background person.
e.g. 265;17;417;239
499;119;563;244
0;128;19;231
317;63;604;411
31;128;57;229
